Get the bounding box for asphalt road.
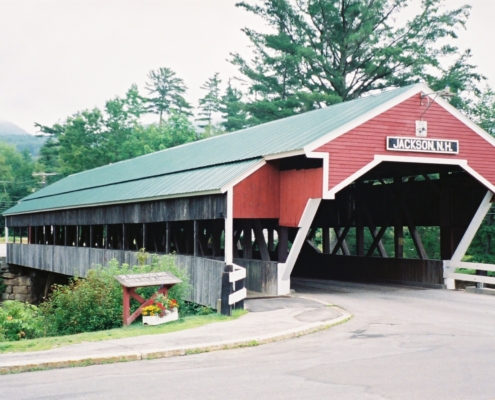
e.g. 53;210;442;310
2;278;495;400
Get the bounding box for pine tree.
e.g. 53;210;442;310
145;67;192;124
197;73;222;133
233;0;479;124
219;81;248;132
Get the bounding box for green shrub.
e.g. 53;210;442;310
0;301;44;341
41;254;191;336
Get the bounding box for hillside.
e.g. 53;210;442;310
0;120;46;157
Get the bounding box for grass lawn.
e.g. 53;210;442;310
0;310;247;354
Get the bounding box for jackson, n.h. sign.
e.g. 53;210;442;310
387;137;459;154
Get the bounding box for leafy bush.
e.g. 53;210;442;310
41;255;191;336
0;301;44;341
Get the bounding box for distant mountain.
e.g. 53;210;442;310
0;120;46;157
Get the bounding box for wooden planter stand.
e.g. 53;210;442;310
114;272;182;326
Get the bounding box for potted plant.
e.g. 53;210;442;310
142;294;179;326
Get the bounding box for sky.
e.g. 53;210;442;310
1;0;494;134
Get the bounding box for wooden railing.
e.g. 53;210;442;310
7;244;225;309
443;261;495;287
220;263;247;316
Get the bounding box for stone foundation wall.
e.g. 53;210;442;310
0;258;41;303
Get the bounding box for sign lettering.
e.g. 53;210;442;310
386;137;458;154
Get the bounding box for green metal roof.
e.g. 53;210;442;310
4;84;419;215
5;159;260;214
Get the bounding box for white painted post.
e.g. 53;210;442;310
445;190;493;289
451;190;493;262
277;199;321;295
4;227;8;244
225;189;233;265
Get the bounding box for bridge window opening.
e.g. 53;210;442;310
124;223;143;251
91;225;105;248
107;224;123;250
65;225;77;246
44;225;54;245
144;222;166;253
77;225;90;247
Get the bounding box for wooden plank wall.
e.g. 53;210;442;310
175;255;224;309
7;244;224;309
292;243;444;286
233;258;278;295
6;194;227;227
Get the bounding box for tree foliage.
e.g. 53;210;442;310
220;81;249;132
197;72;222;131
145;67;192;124
36;85;196;177
232;0;477;124
0;143;36;234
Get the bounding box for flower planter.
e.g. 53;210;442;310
142;308;179;326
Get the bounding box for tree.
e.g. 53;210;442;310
219;81;248;132
233;0;475;124
145;67;192;124
197;73;222;132
0;143;36;234
465;87;495;136
36;82;198;177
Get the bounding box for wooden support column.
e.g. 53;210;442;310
242;221;253;259
165;222;170;254
361;201;389;258
331;213;354;256
268;229;274;252
278;226;289;263
392;176;403;258
322;228;330;254
142;223;146;250
232;228;242;259
89;225;93;248
253;219;270;261
221;264;234;316
212;221;222;257
439;173;454;259
121;224;126;250
193;220;199;256
355;185;365;256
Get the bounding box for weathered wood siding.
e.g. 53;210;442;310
233;163;280;219
7;244;224;308
175;255;224;309
292;246;444;286
6;194;227;227
233;258;278;295
316;95;495;191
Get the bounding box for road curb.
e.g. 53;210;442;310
0;304;352;375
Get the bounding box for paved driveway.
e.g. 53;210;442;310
2;278;495;399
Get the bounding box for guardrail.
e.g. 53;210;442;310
221;263;247;316
443;260;495;288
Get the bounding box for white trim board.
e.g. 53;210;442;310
451;190;493;263
282;198;321;281
322;155;495;200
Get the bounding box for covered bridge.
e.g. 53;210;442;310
4;83;495;304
